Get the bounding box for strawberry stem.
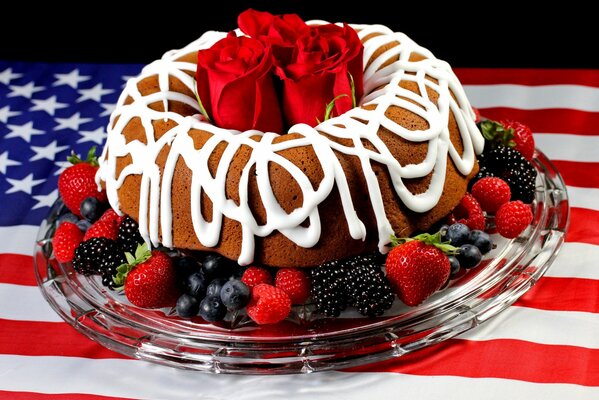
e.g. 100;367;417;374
390;231;459;255
113;242;151;288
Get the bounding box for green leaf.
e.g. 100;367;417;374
323;94;349;121
67;146;98;167
479;120;515;148
192;76;212;123
390;230;459;255
125;252;136;265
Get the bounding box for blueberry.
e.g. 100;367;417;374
80;197;105;222
439;224;450;242
76;219;92;233
175;256;201;278
446;223;470;246
198;296;227;322
185;271;208;299
202;253;233;279
57;213;79;226
469;230;493;254
220;279;250;310
176;294;200;318
457;244;482;269
206;278;227;297
448;255;461;277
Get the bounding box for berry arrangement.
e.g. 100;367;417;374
51;117;537;325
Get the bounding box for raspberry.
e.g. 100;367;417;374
495;201;533;239
275;268;311;304
471;177;511;213
241;266;273;289
246;284;291;325
448;193;485;231
501;120;535;161
83;219;118;241
53;222;84;263
99;208;126;225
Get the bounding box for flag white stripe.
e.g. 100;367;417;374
0;355;596;400
0;284;62;322
544;243;599;279
464;84;599;112
0;225;39;256
535;134;599;162
459;307;599;348
564;186;599;211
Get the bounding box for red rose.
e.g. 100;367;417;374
196;33;283;133
278;23;364;127
238;9;308;65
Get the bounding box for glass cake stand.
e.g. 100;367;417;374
34;150;569;374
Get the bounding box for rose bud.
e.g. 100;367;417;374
196;33;283;133
277;23;364;127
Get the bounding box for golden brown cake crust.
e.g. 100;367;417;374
108;33;478;268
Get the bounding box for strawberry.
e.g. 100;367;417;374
447;193;486;230
113;244;180;309
275;268;311;304
501;120;535;161
58;147;107;217
386;233;454;306
471;177;511;213
53;222;84;263
83;219;118;241
241;266;273;289
472;107;481;123
246;283;291;325
495;200;533;239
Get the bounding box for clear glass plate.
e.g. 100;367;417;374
34;150;569;374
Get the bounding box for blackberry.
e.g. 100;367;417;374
310;260;349;317
473;146;536;203
117;216;144;254
72;237;125;281
346;264;395;317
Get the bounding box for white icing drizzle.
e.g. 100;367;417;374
97;24;485;266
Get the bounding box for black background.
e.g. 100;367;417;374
2;1;597;68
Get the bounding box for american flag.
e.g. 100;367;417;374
1;61;599;399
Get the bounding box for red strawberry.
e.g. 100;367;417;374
241;266;273;289
114;244;180;309
275;268;311;304
386;240;451;306
448;193;486;230
501;120;535;161
83;219;118;241
246;283;291;325
471;177;511;213
495;200;533;239
53;222;84;263
472;107;481;123
58;147;107;217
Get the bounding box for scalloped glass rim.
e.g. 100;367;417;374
34;150;569;374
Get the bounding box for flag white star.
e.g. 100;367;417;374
76;83;114;103
7;82;45;98
77;127;106;145
0;68;23;85
32;189;59;210
99;103;116;117
0;151;21;174
0;105;21;123
30;140;69;162
6;173;44;195
54;160;71;176
54;112;92;131
53;69;91;89
30;95;68;116
5;121;45;142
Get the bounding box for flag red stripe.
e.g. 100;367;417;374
349;338;599;386
550;160;599;189
456;68;599;87
477;107;599;136
0;319;128;359
514;276;599;313
0;254;37;286
567;207;599;246
0;390;131;400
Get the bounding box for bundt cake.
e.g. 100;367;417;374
96;23;484;268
